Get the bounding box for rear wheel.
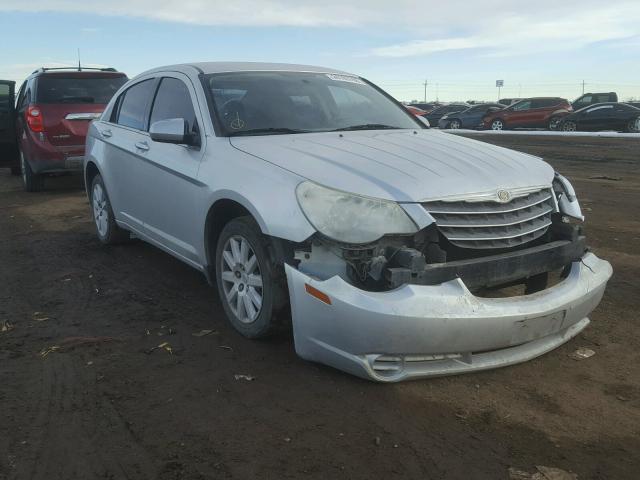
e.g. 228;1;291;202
90;174;130;244
548;116;562;131
562;121;577;132
20;150;44;192
490;119;505;131
449;119;461;129
215;216;286;338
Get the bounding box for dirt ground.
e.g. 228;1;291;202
0;134;638;480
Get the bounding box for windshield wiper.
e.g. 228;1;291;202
228;127;310;136
332;123;401;131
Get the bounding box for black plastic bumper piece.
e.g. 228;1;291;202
385;237;587;290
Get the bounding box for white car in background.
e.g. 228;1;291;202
84;62;612;382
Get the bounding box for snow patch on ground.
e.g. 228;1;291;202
445;129;640;138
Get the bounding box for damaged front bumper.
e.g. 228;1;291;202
285;252;612;382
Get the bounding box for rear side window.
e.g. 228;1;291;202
149;78;198;134
116;80;156;130
36;75;127;104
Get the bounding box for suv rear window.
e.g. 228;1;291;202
36;75;127;104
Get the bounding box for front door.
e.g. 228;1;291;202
0;80;17;166
137;74;204;265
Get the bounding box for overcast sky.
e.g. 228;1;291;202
0;0;639;101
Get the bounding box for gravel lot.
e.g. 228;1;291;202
1;134;638;480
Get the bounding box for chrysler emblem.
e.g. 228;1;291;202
496;189;511;203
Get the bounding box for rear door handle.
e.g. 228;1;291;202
135;141;149;151
100;129;112;138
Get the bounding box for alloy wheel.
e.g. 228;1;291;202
220;235;263;324
562;121;577;132
629;118;640;133
549;117;561;130
92;183;109;237
491;120;503;131
450;120;461;129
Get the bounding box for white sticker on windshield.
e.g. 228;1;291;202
326;73;365;85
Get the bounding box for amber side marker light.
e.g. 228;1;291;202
304;283;332;305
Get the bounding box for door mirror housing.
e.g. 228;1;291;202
149;118;198;146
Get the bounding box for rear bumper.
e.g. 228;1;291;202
23;134;84;174
285;252;612;382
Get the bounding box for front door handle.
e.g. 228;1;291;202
135;141;149;151
100;129;112;138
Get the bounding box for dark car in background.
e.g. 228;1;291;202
0;80;19;174
425;103;469;127
5;67;128;191
572;92;618;110
558;102;640;133
482;97;572;131
438;103;506;129
409;102;441;114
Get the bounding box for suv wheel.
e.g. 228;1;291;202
491;119;504;131
215;216;285;338
20;151;44;192
449;119;461;129
548;116;562;131
91;174;130;244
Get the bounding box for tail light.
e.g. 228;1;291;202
26;105;44;132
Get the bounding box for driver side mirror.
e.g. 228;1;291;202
149;118;198;146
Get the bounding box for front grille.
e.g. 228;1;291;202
422;188;555;249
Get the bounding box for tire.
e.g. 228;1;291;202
90;174;130;245
215;216;286;338
449;119;461;129
548;116;562;131
562;121;577;132
626;117;640;133
20;150;44;192
490;119;505;131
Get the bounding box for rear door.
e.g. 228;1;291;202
0;80;17;163
137;74;205;265
98;77;157;233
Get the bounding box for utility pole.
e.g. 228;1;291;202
423;79;428;102
582;80;585;95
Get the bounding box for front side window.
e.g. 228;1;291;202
116;79;155;131
205;71;419;136
512;100;532;111
150;77;198;135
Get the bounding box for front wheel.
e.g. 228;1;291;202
626;117;640;133
215;217;286;338
562;121;577;132
490;119;505;131
449;119;461;129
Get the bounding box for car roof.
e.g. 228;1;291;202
140;62;350;77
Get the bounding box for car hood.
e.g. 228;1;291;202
229;129;554;202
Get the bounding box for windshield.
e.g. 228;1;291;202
37;75;128;104
205;71;420;136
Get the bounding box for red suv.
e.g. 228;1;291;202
481;97;572;131
6;67;127;191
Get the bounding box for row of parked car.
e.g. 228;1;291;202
407;92;640;133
